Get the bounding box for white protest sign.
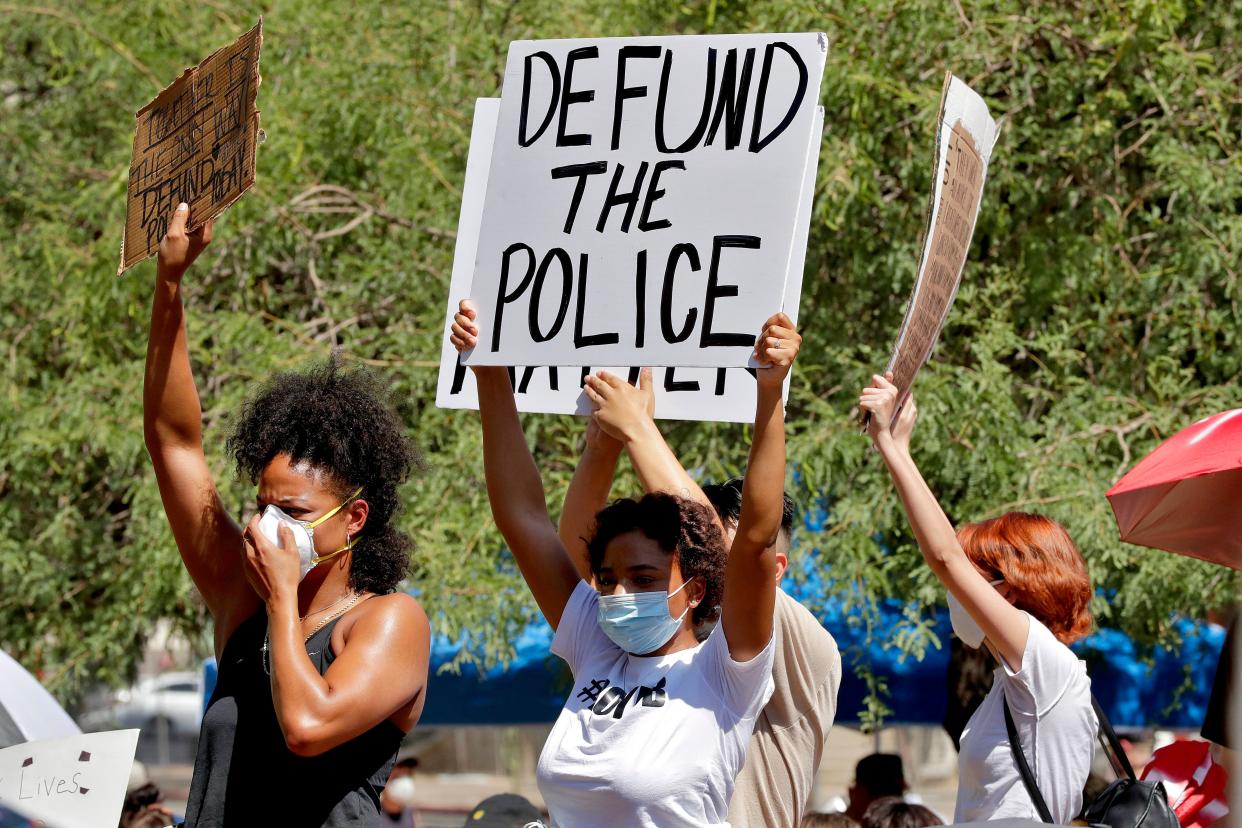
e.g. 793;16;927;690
437;98;823;422
885;73;1000;409
463;33;827;368
0;730;139;828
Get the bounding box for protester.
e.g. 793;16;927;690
450;299;791;827
143;204;431;826
802;812;861;828
554;361;842;827
859;375;1097;823
381;756;422;826
845;753;907;823
860;797;943;828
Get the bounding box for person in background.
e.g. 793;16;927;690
381;756;422;826
144;205;431;827
860;375;1096;823
462;793;546;827
845;753;907;823
555;365;842;828
802;812;861;828
450;300;791;827
860;797;943;828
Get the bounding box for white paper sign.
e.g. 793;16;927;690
437;98;823;422
463;33;827;368
885;74;1000;409
0;730;139;828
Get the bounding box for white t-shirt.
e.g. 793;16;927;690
955;613;1097;823
536;581;776;828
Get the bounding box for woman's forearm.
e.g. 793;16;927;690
143;268;204;449
872;432;963;572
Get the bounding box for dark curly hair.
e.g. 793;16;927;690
226;356;418;594
586;493;727;627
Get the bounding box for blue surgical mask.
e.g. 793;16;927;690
597;580;692;655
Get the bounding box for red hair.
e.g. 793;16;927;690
956;512;1093;644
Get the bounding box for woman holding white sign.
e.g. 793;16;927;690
450;299;796;828
143;205;430;827
858;374;1096;823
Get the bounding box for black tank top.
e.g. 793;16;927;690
185;610;404;826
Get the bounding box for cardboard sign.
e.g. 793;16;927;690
463;33;827;368
0;729;139;828
437;98;823;422
884;73;1000;408
118;21;263;275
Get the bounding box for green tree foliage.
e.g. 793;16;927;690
1;1;1237;717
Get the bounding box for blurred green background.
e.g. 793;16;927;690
1;0;1237;722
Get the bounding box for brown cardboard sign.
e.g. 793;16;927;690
118;21;262;275
883;74;999;412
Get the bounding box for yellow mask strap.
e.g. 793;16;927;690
307;486;364;529
311;535;354;567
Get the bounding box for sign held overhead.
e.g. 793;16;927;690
118;20;263;275
463;33;827;368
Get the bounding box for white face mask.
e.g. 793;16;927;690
256;487;362;581
384;774;417;807
947;579;1005;649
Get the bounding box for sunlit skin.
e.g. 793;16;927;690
593;530;706;657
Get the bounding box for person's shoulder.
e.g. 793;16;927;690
775;590;839;648
356;592;430;635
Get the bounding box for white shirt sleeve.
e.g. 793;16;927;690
550;580;616;675
700;622;776;719
1003;612;1085;717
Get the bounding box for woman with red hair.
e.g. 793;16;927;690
859;374;1097;823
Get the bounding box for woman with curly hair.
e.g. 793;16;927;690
143;205;430;827
859;374;1096;824
449;299;792;828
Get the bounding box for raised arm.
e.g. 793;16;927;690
719;313;799;661
860;375;1028;670
143;204;256;652
556;418;623;580
584;369;721;531
450;301;581;629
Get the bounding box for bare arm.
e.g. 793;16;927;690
451;302;582;629
860;375;1028;670
719;314;799;661
557;418;623;580
142;205;256;653
583;368;720;529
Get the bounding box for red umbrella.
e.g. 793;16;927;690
1106;408;1242;570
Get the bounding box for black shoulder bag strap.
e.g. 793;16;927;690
1003;688;1055;824
1092;694;1137;781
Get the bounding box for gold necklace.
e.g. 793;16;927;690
262;592;364;675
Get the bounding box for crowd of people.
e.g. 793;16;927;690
136;206;1228;827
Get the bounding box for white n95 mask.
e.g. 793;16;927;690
256;487;362;580
946;578;1005;649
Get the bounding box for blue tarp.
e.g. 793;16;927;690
419;579;1225;729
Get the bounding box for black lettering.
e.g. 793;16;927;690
660;243;700;343
551;161;608;233
450;353;468;394
749;41;808;153
596;162;649;233
557;46;598;146
714;367;727;395
528;248;573;342
637;160;685;232
655;48;717;153
701;234;760;347
519;51;561;147
573;253;620;348
705;48;755;149
664;367;700;392
634;249;647;348
492;243;537;351
612;46;662;150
